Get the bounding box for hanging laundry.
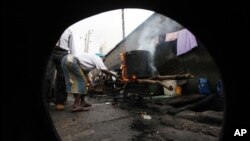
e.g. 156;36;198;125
176;29;197;56
165;31;179;41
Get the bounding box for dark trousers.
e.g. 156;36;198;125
45;48;68;104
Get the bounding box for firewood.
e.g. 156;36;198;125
149;73;194;80
137;79;174;91
135;74;193;90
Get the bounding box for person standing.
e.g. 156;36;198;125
45;28;76;110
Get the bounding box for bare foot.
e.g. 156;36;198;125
81;102;92;107
71;106;89;112
72;104;78;108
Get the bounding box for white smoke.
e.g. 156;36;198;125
136;13;183;74
137;13;183;55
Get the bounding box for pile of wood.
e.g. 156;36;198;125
136;73;194;90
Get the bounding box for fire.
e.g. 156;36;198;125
132;75;137;80
120;53;128;82
120;52;137;82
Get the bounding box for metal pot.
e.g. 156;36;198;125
123;50;154;78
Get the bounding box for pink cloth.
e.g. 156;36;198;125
165;31;179;41
177;29;197;56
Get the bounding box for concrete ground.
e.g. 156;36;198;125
49;94;223;141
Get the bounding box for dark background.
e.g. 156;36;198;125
2;0;249;141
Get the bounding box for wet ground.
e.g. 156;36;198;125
49;94;224;141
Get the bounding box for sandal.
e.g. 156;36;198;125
55;104;65;111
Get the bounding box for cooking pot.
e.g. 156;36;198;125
123;50;154;78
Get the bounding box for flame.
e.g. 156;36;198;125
120;53;137;82
131;75;137;80
120;53;128;82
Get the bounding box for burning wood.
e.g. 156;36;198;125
117;73;193;91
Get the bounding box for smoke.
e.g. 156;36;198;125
136;13;183;74
137;14;183;55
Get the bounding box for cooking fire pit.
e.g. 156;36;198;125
112;50;194;100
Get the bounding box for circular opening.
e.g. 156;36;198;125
43;8;224;141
